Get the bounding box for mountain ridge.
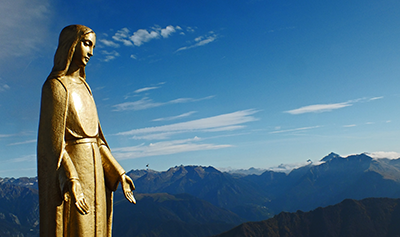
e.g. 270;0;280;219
213;197;400;237
2;152;400;236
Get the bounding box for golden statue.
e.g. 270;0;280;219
37;25;136;237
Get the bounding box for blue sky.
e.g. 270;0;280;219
1;0;400;177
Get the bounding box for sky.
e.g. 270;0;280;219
1;0;400;177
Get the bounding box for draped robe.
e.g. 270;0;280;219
37;76;125;237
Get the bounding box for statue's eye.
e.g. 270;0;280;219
83;40;91;47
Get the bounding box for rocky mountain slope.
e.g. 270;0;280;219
214;197;400;237
2;152;400;236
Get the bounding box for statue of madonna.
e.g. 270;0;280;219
37;25;136;237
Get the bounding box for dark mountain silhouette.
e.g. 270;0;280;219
128;166;270;209
214;197;400;237
263;153;400;213
0;177;245;237
2;152;400;236
112;192;244;237
0;179;39;237
128;165;274;221
127;153;400;221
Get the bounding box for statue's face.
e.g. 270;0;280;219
72;32;96;68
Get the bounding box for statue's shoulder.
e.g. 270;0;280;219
43;76;69;92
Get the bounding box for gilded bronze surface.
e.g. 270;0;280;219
37;25;136;237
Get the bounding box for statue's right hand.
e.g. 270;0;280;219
70;179;90;215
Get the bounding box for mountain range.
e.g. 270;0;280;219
2;152;400;236
127;152;400;219
214;197;400;237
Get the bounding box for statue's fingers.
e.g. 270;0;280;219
131;193;136;204
81;199;90;213
127;192;136;204
75;201;86;215
124;191;133;203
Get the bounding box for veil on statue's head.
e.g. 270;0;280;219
47;25;95;80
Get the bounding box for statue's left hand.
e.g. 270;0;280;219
70;179;90;215
121;174;136;204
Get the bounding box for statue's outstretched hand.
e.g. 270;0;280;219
70;179;90;215
121;174;136;204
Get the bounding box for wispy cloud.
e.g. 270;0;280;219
285;97;383;115
135;86;160;93
107;25;182;48
123;82;166;99
6;154;36;163
369;96;383;101
131;29;159;46
0;133;16;138
101;50;120;62
267;160;325;174
160;25;180;38
112;137;232;160
153;111;197;122
270;125;321;134
114;97;162;111
343;124;356;128
0;78;10;92
176;32;218;52
113;95;214;111
286;102;351;115
267;162;310;173
99;39;120;48
116;109;259;140
365;151;400;160
112;28;133;46
0;0;50;62
8;139;37;146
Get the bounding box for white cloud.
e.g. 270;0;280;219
7;154;36;163
134;86;160;93
204;125;246;132
369;96;383;101
286;102;351;115
0;79;10;92
343;124;356;128
365;151;400;160
0;0;50;62
270;125;321;134
101;50;120;62
113;95;214;111
169;96;214;104
0;133;16;138
99;39;119;48
112;137;232;160
113;97;162;111
116;109;259;139
161;25;176;38
267;162;310;173
285;97;382;115
153;111;197;122
112;28;133;46
268;160;326;173
106;25;183;48
176;32;217;52
131;132;183;140
186;27;195;33
130;29;160;46
8;139;36;146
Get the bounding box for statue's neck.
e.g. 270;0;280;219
66;64;85;80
